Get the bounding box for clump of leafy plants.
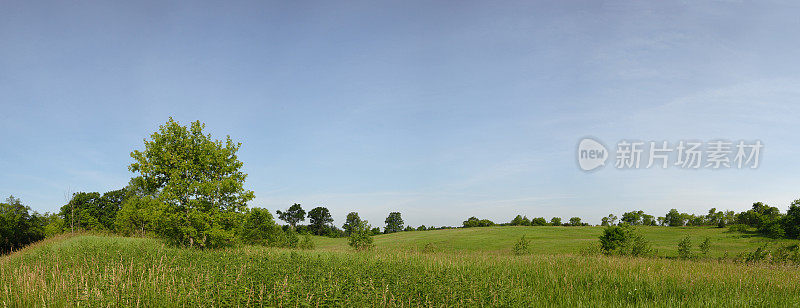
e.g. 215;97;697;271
598;224;652;257
512;235;530;255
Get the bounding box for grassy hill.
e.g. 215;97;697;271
2;227;799;307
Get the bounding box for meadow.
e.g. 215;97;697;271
2;227;800;307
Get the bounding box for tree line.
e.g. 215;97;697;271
2;118;798;254
596;202;800;239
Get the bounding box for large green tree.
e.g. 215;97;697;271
128;118;254;248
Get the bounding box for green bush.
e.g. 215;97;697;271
348;220;374;251
240;208;281;246
727;224;749;233
677;236;693;259
598;225;652;257
421;242;437;254
512;235;530;255
280;229;300;248
699;237;711;256
298;233;315;250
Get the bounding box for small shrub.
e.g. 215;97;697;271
598;225;652;257
421;242;437;254
275;229;299;248
727;224;749;233
677;236;692;259
513;235;530;255
699;237;711;256
349;220;375;251
744;244;770;263
298;233;315;250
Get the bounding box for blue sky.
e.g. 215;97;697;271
2;1;799;227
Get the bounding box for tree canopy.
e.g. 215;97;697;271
277;203;306;229
308;206;334;235
385;212;404;233
127;118;254;248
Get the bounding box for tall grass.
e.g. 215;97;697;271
2;234;800;307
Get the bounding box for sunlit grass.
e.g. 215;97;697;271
316;226;797;257
2;230;800;307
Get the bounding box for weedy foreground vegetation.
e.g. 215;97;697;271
3;227;800;307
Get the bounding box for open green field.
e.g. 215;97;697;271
316;226;797;258
2;227;799;307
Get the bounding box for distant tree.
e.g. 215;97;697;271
342;212;362;235
665;209;684;227
0;196;46;254
531;217;548;226
641;214;656;226
621;211;643;225
384;212;404;233
416;225;426;231
349;220;375;251
59;192;104;231
688;215;705;226
463;216;495;228
307;206;334;235
602;213;622;226
783;199;800;239
370;227;381;235
723;210;736;226
114;195;162;236
680;213;692;225
569;217;582;226
657;216;666;226
736;202;785;238
550;217;562;226
404;225;414;231
277;203;306;230
510;215;525;226
98;188;127;230
463;216;480;227
706;208;720;226
128;118;254;248
39;212;64;237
